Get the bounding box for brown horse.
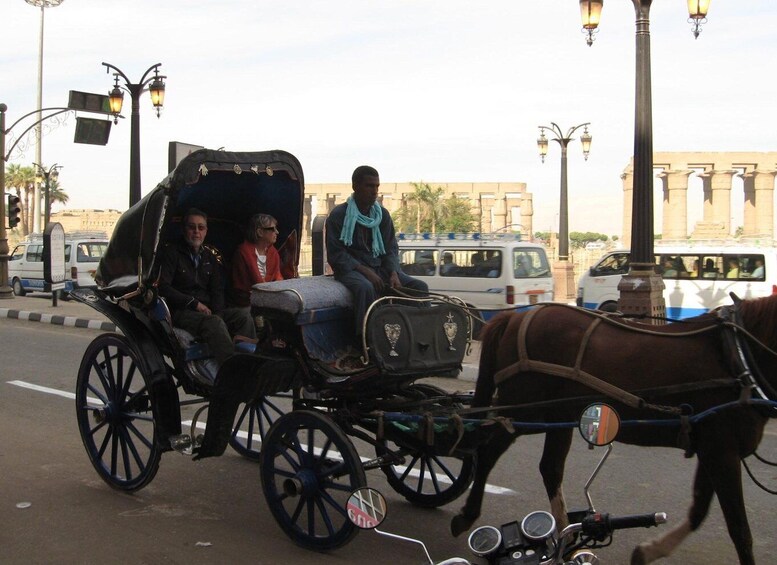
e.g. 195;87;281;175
450;295;777;565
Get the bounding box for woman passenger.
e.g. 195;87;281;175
230;213;283;307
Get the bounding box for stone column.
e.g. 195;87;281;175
709;170;737;232
753;169;777;239
493;195;507;232
479;194;493;233
741;172;757;236
520;193;533;239
302;196;312;242
621;170;633;248
658;169;692;240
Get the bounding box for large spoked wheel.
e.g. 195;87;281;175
229;396;286;460
377;383;476;508
75;333;161;492
260;410;366;550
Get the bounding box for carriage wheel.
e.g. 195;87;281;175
377;382;476;508
75;333;161;492
260;410;366;550
376;441;475;508
229;396;286;460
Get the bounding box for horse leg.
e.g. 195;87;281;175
539;428;573;529
700;447;754;565
631;461;714;564
451;426;515;537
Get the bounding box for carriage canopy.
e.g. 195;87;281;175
96;149;304;292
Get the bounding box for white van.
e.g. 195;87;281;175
576;244;777;318
8;232;109;297
398;232;554;325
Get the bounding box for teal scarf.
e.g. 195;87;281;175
339;196;386;257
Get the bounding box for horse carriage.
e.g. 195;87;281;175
71;148;479;551
72;148;777;563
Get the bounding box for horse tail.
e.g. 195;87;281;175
472;312;513;407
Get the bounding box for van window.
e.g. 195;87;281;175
10;245;25;261
591;252;629;276
514;249;550;278
437;250;501;278
27;244;43;263
399;249;437;276
77;242;108;262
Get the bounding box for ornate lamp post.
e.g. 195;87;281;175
579;0;710;320
537;122;591;300
102;62;166;207
33;162;61;227
25;0;65;233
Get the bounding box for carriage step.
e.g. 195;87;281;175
169;433;204;456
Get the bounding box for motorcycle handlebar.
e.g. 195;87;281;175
583;512;667;536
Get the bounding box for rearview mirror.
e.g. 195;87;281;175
579;403;620;446
347;487;387;530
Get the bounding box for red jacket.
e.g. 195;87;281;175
230;240;283;307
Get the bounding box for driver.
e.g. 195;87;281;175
325;165;428;337
158;208;256;372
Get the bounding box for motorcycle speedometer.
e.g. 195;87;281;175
520;510;557;541
467;525;502;557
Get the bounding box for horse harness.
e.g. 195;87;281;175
482;302;777;454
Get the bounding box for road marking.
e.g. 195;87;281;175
8;380;516;496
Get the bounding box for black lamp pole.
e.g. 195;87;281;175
102;62;166;208
537;122;592;262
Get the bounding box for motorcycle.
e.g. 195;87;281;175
347;403;667;564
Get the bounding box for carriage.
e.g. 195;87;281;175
71;148;479;550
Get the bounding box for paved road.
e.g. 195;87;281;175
2;303;777;563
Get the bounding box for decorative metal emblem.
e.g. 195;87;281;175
384;323;401;357
198;163;209;176
443;312;458;351
233;164;243;174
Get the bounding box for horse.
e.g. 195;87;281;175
450;294;777;565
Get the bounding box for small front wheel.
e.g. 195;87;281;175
229;396;286;460
260;410;366;550
75;333;161;492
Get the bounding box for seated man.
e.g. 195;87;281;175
325;165;428;337
158;208;256;372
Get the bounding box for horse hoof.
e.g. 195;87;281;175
630;545;648;565
450;514;474;537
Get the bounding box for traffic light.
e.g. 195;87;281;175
7;194;21;229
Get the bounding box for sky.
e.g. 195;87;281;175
3;0;776;238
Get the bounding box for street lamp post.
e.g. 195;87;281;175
33;162;61;227
579;0;710;320
102;62;166;208
25;0;65;234
537;122;592;300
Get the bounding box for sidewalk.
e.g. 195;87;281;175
0;292;480;382
0;292;116;331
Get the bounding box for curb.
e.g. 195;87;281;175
0;307;116;332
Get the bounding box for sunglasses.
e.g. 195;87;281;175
186;223;207;231
262;226;279;233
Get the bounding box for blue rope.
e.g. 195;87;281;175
376;398;777;433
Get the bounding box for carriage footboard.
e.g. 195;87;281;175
193;352;302;460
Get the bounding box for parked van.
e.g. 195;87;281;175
576;244;777;318
8;232;109;297
398;232;554;327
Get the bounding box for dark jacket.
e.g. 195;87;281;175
157;241;225;314
325;202;400;275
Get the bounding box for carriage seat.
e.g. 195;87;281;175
250;275;353;324
250;276;356;365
